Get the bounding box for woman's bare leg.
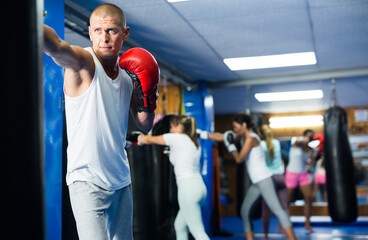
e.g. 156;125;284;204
245;231;254;240
300;184;314;232
284;226;297;240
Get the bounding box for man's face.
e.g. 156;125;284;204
305;131;314;142
89;14;129;59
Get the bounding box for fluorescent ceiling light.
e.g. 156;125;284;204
167;0;191;2
269;115;323;128
255;90;323;102
223;52;316;71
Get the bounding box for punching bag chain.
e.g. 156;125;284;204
244;85;251;114
330;78;340;107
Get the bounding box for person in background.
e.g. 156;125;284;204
138;115;210;240
200;113;296;240
259;124;289;239
311;134;327;202
285;129;316;232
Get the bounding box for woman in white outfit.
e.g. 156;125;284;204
139;115;210;240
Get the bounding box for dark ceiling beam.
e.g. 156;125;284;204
209;67;368;88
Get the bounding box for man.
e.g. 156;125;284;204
43;3;158;239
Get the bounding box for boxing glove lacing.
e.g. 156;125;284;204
126;70;158;113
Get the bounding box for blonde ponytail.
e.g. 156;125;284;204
261;124;275;162
181;116;200;148
170;115;200;148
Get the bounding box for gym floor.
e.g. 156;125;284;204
211;216;368;240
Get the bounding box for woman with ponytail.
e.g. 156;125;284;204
222;113;296;240
138;115;209;240
259;124;289;239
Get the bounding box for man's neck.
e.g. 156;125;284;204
96;54;119;80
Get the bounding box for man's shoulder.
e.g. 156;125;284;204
63;47;95;97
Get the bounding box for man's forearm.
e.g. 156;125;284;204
43;25;62;55
135;111;155;133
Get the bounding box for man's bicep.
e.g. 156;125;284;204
57;45;91;70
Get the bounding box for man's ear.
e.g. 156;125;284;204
123;26;130;41
88;26;93;41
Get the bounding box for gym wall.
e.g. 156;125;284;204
214;106;368;138
156;85;183;115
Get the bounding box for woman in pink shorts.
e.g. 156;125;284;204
313;158;327;201
285;129;316;232
312;134;327;201
313;171;326;185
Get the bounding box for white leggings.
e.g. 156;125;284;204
174;176;210;240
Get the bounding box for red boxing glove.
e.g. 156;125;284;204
119;48;160;112
313;133;324;157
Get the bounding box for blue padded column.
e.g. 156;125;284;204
43;0;64;239
183;82;215;234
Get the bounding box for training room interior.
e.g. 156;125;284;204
5;0;368;239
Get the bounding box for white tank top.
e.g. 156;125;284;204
163;133;202;182
246;132;273;183
64;47;133;190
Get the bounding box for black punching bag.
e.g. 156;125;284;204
127;115;160;240
152;115;178;240
324;106;357;223
3;0;45;239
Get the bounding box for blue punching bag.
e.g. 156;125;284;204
324;106;357;223
184;82;214;234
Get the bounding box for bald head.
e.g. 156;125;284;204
90;3;126;29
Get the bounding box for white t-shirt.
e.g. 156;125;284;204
287;146;311;173
246;132;273;183
64;47;133;190
163;133;202;181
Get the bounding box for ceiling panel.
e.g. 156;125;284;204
65;0;368;114
173;0;306;21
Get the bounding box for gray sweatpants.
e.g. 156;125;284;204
240;177;292;232
69;181;133;240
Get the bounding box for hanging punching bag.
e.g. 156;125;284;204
4;0;45;238
324;106;357;223
126;114;161;240
151;115;178;240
